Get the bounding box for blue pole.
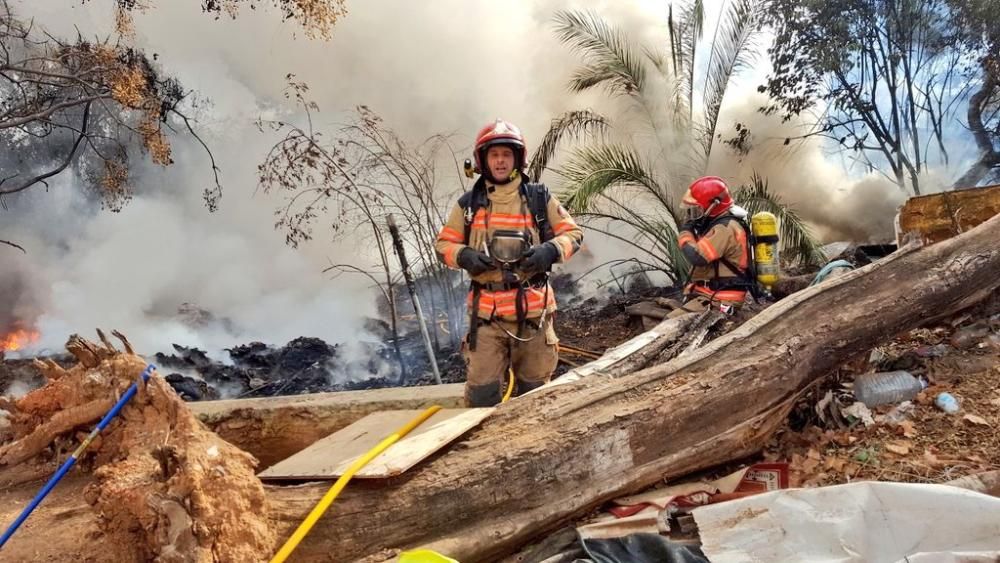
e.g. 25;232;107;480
0;363;156;550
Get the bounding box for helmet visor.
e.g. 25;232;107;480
684;204;705;222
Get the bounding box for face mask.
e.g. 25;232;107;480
684;205;705;222
488;230;530;265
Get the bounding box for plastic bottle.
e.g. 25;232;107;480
935;392;960;414
853;371;923;408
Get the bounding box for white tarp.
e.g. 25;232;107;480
693;482;1000;563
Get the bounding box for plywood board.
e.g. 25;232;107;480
258;407;493;480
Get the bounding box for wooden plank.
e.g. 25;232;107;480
191;383;466;468
541;315;696;390
897;184;1000;245
258;407;493;480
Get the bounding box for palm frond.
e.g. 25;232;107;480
666;0;705;128
699;0;767;162
733;172;825;267
652;218;689;282
528;110;610;181
553;10;646;97
575;214;688;281
556;143;667;213
643;44;666;73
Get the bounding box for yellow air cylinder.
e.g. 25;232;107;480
750;211;780;290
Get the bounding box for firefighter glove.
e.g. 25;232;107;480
457;247;495;275
520;242;560;274
680;217;707;236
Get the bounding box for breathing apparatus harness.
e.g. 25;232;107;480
459;173;554;350
685;200;778;307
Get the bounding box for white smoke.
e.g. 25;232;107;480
709;94;911;242
2;379;34;399
2;0;667;356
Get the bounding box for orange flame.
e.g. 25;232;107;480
1;329;40;352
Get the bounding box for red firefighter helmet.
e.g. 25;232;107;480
473;119;527;174
682;176;733;216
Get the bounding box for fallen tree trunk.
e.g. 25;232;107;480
263;213;1000;562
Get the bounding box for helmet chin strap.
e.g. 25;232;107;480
486;168;519;185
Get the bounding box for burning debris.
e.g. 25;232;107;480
153;334;466;401
0;328;39;355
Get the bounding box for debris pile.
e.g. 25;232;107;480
765;304;1000;488
154;336;465;400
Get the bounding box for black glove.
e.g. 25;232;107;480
680;217;706;236
456;247;495;276
520;243;560;274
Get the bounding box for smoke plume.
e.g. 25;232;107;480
1;0;660;355
710;95;914;243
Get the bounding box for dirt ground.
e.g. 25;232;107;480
0;475;126;562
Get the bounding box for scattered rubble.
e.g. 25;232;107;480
764;300;1000;489
149;331;474;400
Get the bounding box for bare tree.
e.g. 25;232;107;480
0;0;220;212
947;0;1000;187
761;0;970;195
257;79;466;378
0;0;349;251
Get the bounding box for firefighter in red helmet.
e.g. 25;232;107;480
668;176;751;317
434;119;584;407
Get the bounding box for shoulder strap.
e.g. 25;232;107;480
522;182;554;243
458;178;489;244
710;215;756;280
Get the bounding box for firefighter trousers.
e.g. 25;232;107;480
462;316;559;407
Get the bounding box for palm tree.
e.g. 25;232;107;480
529;2;823;283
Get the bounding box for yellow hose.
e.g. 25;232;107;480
269;405;442;563
501;367;515;403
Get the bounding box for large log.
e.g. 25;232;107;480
264;213;1000;562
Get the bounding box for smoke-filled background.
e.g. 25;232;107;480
0;0;956;356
